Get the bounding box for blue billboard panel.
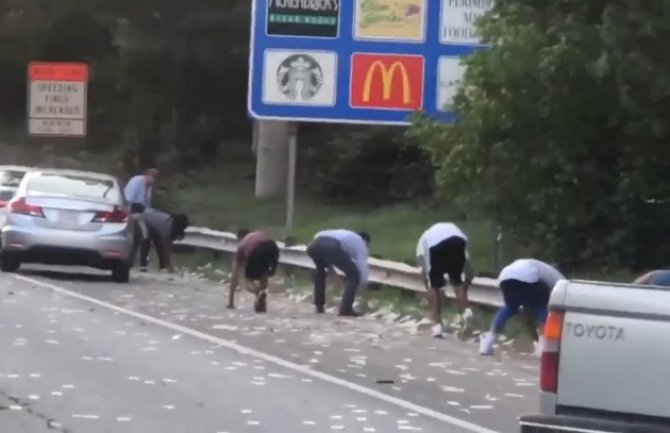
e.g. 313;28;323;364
248;0;492;125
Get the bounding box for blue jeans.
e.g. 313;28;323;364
492;279;549;332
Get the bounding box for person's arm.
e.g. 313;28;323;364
417;255;430;289
228;259;241;308
355;241;369;290
416;236;430;289
145;186;152;208
152;230;173;271
634;271;656;285
161;238;173;271
463;256;475;288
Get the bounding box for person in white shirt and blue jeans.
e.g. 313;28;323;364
416;223;475;338
479;258;565;356
307;229;370;317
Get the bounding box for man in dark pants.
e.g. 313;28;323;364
130;204;189;272
307;229;370;317
227;229;280;313
416;222;475;338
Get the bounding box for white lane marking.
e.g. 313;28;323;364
519;421;610;433
15;274;499;433
73;414;99;419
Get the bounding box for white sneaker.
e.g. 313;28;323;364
460;308;475;333
479;332;496;356
431;323;444;338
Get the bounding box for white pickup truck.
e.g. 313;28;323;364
520;280;670;433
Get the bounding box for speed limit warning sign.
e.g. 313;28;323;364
27;62;89;137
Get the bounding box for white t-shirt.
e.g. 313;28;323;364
416;223;468;273
498;259;565;289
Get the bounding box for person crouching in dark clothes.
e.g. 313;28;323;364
227;229;280;313
130;204;189;272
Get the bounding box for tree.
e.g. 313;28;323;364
411;0;670;273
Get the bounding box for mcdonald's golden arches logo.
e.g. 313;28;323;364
350;53;424;110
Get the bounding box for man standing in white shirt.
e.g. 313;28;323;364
479;258;565;356
416;223;475;338
307;229;370;317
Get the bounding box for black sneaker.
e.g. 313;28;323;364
315;305;325;314
338;310;363;318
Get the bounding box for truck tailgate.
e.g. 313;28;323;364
557;281;670;419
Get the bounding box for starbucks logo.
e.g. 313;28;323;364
276;54;324;101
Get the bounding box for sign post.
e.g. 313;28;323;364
285;122;298;231
27;62;89;137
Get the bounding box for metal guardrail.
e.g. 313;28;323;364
179;227;503;308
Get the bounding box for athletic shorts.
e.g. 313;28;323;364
245;239;280;280
427;236;467;288
499;279;549;323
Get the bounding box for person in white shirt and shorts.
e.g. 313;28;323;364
416;223;475;338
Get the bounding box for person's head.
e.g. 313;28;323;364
170;213;189;241
357;231;371;245
145;168;159;187
236;229;250;240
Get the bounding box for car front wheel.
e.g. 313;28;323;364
111;263;130;283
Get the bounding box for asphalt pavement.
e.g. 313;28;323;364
0;265;539;433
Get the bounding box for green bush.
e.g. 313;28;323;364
304;126;435;206
411;0;670;274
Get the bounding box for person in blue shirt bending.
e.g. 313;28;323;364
307;229;370;317
633;270;670;287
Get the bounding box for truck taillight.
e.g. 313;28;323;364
540;310;564;393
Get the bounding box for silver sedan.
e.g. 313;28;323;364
0;169;135;282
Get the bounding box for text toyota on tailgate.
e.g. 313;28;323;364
521;280;670;433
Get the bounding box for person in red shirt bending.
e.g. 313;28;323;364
227;229;280;313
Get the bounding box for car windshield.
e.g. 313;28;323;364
27;173;120;203
0;170;27;188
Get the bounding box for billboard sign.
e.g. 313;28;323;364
248;0;492;125
27;62;89;137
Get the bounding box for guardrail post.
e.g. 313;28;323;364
286;122;298;231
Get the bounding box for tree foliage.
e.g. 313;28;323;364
411;0;670;272
0;0;251;168
305;127;434;206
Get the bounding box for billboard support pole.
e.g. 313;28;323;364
254;120;289;198
285;122;298;231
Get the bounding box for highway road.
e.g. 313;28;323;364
0;265;538;433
